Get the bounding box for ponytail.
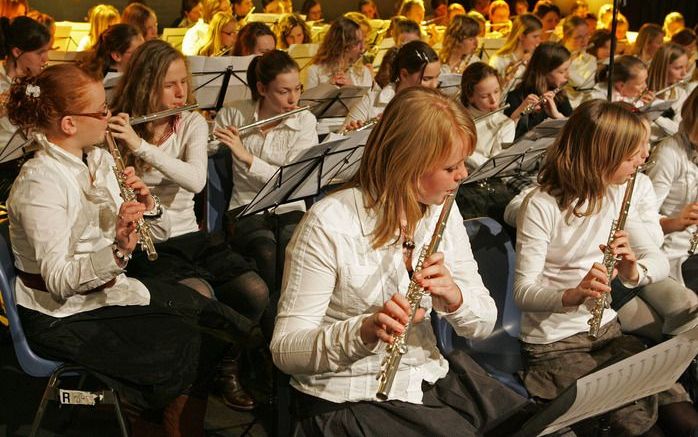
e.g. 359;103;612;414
246;49;299;101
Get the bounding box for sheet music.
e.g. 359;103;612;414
300;84;369;118
540;325;698;435
640;99;674;122
466;119;559;183
188;55;255;108
438;74;461;98
239;136;362;217
288;43;319;71
104;72;123;104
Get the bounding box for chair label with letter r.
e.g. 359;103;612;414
58;389;104;406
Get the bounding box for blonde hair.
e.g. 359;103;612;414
663;12;685;38
312;16;362;71
439;15;479;64
87;5;120;49
631;23;664;59
489;0;509;20
197;12;237;56
350;86;476;248
201;0;231;22
496;13;541;56
647;43;687;99
538;99;646;219
111;40;195;173
680;86;698;141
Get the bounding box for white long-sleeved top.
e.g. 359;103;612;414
514;184;669;344
133;110;207;238
646;132;698;285
504;174;664;247
565;52;598;108
181;19;209;56
304;63;373;89
7;134;171;318
270;188;496;403
489;52;525;96
343;82;394;126
213;99;318;211
439;54;480;75
468;106;516;171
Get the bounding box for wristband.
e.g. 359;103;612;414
143;194;162;219
112;243;132;264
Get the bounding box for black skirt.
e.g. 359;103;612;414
18;277;253;410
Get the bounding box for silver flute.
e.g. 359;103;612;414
521;86;564;116
104;129;158;261
474;104;510;122
689;227;698;256
129;104;200;126
376;192;457;400
588;167;640;339
209;106;311;141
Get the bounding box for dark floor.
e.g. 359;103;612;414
0;328;272;437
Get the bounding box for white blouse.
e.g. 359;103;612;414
515;184;669;344
646;132;698;285
271;187;496;403
134;110;208;238
181;19;209;56
468;107;516;171
343;82;395;126
213;99;318;211
8;135;171;318
304;63;374;89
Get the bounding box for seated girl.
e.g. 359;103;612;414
271;86;530;436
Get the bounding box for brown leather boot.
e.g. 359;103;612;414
214;352;257;411
161;395;207;437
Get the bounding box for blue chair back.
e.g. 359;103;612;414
0;229;61;377
206;147;233;233
432;217;526;397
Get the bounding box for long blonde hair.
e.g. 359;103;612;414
350;86;476;248
87;4;120;49
496;13;541;57
538;99;646;219
439;15;479;65
198;12;237;56
647;43;687;99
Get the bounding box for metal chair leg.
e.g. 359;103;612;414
30;371;60;437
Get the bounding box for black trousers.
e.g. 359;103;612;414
18;278;253;410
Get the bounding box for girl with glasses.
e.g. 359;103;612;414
6;62;251;436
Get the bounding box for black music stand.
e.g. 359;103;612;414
497;325;698;437
237;136;365;218
0;128;32;164
299;83;370;120
465;118;563;185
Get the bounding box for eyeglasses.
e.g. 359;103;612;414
65;104;110;120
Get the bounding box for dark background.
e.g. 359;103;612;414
27;0;697;33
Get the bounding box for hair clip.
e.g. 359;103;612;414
25;84;41;99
